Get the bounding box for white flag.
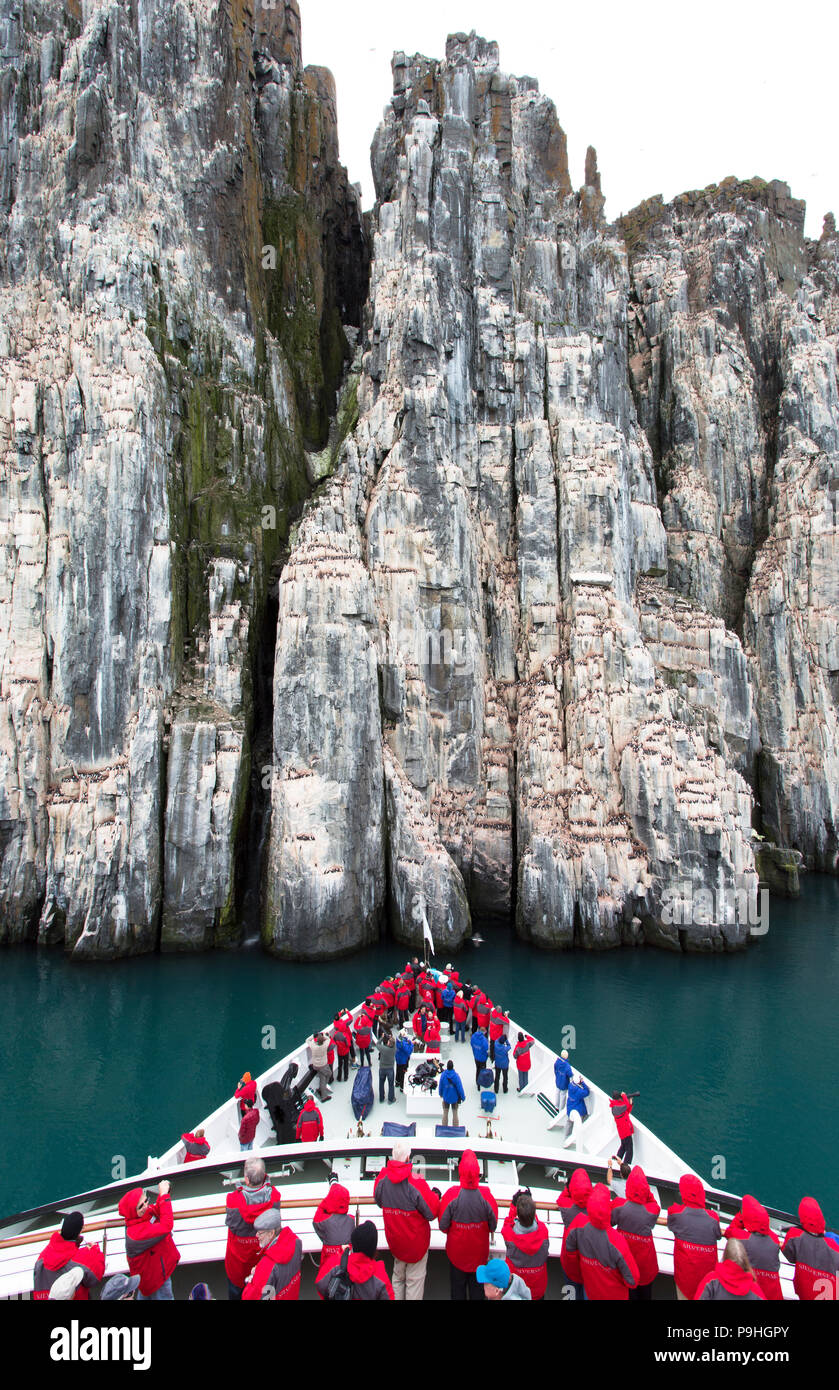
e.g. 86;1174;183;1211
422;913;435;956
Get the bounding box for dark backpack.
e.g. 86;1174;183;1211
322;1248;353;1301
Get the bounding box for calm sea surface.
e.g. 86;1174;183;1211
1;875;837;1223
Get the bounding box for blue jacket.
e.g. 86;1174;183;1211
442;984;456;1008
438;1069;466;1105
493;1037;511;1070
554;1056;573;1091
471;1031;489;1064
566;1079;590;1119
395;1036;414;1066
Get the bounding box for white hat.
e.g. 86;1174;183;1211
49;1267;85;1300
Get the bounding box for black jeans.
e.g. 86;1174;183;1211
227;1277;243;1301
494;1067;508;1093
357;1047;372;1066
337;1053;349;1082
629;1282;652;1301
396;1062;408;1091
449;1264;482;1301
617;1135;634;1164
475;1060;487;1088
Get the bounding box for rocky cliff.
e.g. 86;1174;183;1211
0;0;366;955
1;12;836;959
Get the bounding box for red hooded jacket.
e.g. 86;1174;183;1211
181;1131;211;1163
117;1189;180;1297
558;1168;592;1276
611;1166;661;1285
782;1197;839;1301
724;1195;782;1300
33;1233;106;1300
374;1159;440;1264
610;1093;634;1140
242;1228;302;1300
425;1017;441;1053
489;1008;508;1042
224;1181;282;1288
331;1021;352;1057
439;1151;498;1272
513;1036;534;1073
667;1176;721;1299
315;1250;395;1300
313;1184;356;1282
695;1259;765;1301
502;1201;550;1299
296;1097;324;1142
471;994;490;1030
563;1184;639;1300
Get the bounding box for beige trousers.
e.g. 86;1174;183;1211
442;1102;460;1127
392;1251;429;1301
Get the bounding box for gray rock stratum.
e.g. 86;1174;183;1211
1;12;836;958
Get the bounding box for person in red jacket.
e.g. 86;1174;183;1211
471;991;490;1034
181;1127;210;1163
295;1095;324;1143
225;1158;282;1299
33;1212;105;1301
610;1164;660;1300
331;1014;353;1082
694;1238;765;1300
374;1140;441;1300
724;1195;783;1300
118;1181;180;1300
412;1005;430;1042
242;1210;302;1300
235;1072;257;1117
452;990;470;1043
563;1183;639;1300
313;1179;356;1292
782;1197;839;1301
609;1091;636;1165
425;1013;442;1053
395;976;411;1022
502;1189;550;1299
353;1014;373;1066
667;1174;722;1299
316;1221;395;1300
488;1005;508;1063
513;1032;534;1093
239;1100;260;1150
439;1149;498;1300
557;1167;593;1300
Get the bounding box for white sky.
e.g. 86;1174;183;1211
300;0;837;240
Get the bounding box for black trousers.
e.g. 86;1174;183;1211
449;1264;482;1301
475;1060;487;1088
494;1067;508;1093
337;1053;349;1082
617;1135;634;1164
396;1062;408;1090
629;1281;652;1301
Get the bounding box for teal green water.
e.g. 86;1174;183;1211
1;876;837;1225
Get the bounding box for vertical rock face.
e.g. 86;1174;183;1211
623;184;839;874
0;0;366;954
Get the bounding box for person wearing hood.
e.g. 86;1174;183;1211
242;1210;302;1300
471;1026;490;1088
439;1060;466;1128
502;1189;550;1299
513;1033;534;1093
667;1175;722;1299
453;991;470;1043
563;1183;640;1300
235;1072;257;1115
609;1091;636;1165
295;1095;324;1143
33;1212;105;1301
782;1196;839;1300
118;1181;180;1300
493;1033;511;1093
476;1257;532;1300
331;1014;353;1083
557;1168;593;1300
353;1013;373;1066
471;991;491;1035
724;1195;783;1300
315;1220;395;1300
225;1158;282;1299
181;1127;210;1163
553;1050;573;1118
395;976;411;1022
374;1141;441;1299
425;1012;442;1054
695;1239;765;1300
313;1178;356;1290
488;1005;508;1062
439;1150;499;1300
610;1165;661;1300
